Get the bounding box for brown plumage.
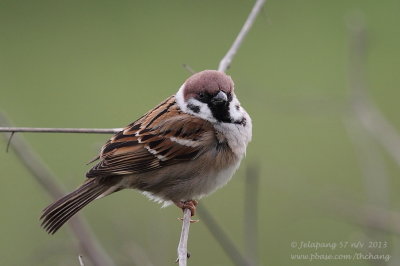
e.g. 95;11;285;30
40;70;252;234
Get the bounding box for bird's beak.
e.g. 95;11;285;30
212;91;228;105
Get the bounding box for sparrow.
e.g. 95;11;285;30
41;70;252;234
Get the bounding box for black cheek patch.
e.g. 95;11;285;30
188;103;200;113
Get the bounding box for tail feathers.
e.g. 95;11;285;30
40;179;109;234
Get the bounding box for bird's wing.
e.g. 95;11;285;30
86;96;215;178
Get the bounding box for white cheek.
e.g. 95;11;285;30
176;85;217;122
229;96;244;121
187;99;216;123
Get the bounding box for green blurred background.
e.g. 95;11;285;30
1;0;400;265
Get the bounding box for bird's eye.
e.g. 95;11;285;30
198;92;206;99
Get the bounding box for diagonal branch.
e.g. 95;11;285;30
218;0;266;72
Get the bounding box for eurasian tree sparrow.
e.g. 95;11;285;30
41;70;252;234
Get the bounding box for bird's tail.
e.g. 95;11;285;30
40;179;111;234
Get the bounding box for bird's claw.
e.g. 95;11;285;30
177;217;200;223
174;200;198;216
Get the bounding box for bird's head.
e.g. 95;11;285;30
176;70;246;125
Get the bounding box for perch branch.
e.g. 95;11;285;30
78;255;85;266
0;127;121;134
177;209;192;266
218;0;266;72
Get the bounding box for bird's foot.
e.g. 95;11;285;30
175;200;198;216
177;217;200;223
175;200;199;222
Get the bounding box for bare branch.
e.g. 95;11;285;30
0;114;115;266
0;127;121;134
177;209;192;266
182;64;196;74
78;255;85;266
6;131;15;152
218;0;266;72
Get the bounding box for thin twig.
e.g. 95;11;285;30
0;114;115;266
177;209;192;266
182;64;196;74
78;255;85;266
218;0;266;72
197;206;250;266
6;131;15;152
0;127;121;134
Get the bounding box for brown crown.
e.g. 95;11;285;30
183;70;234;100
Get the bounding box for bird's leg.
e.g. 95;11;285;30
175;200;199;223
175;200;198;216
